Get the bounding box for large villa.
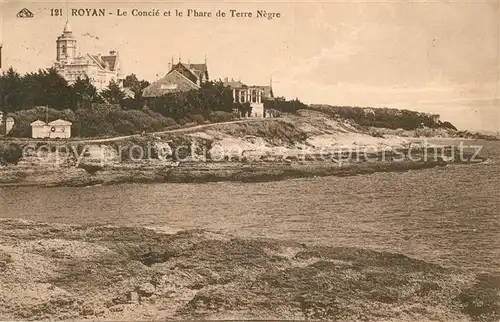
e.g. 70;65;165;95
142;60;275;118
51;21;275;117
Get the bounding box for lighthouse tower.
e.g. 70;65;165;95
56;21;77;63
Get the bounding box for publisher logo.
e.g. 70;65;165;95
16;8;34;18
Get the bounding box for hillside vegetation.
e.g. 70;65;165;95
2;66;469;139
1;67;245;137
308;104;457;131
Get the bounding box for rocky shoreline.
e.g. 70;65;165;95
0;146;486;188
0;112;488;188
0;218;498;321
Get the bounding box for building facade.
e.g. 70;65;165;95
143;60;275;118
169;60;209;86
223;78;274;118
30;119;72;139
54;21;123;90
142;59;209;98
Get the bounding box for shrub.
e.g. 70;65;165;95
6;106;179;138
208;111;235;123
265;109;281;117
307;105;457;131
113;119;136;135
163;117;179;128
264;98;307;114
0;143;23;165
190;114;205;125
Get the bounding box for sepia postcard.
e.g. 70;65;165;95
0;0;498;320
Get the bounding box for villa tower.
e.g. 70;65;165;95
56;21;77;63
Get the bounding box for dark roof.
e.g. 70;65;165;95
100;55;117;70
222;80;274;98
142;70;200;98
188;63;208;75
88;54;117;71
171;62;208;83
223;80;246;89
89;54;103;68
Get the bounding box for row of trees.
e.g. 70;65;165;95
148;81;249;120
307;105;457;131
8;104;178;138
0;66;250;137
0;67;149;113
263;97;308;114
0;67;245;123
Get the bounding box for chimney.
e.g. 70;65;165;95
109;50;116;55
224;77;228;82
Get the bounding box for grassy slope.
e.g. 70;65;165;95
0;219;498;321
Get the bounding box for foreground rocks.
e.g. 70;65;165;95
0;219;498;321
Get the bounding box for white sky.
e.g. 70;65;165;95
1;0;499;131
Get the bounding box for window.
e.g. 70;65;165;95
62;45;67;54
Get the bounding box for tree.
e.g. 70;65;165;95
148;80;238;120
198;81;235;113
263;97;307;114
71;76;99;109
122;73;150;109
123;73;150;97
101;79;125;105
12;68;73;110
0;67;24;114
39;68;72;109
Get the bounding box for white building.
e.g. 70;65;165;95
222;79;274;118
53;21;123;90
31;119;72;139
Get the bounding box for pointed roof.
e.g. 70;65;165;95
88;54;104;68
48;119;72;126
63;20;72;33
188;63;208;75
142;70;200;98
172;62;199;82
170;62;208;84
87;53;118;71
30;120;47;126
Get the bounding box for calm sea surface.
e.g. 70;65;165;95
1;139;499;273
